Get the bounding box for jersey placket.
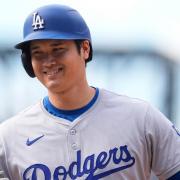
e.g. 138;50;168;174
67;125;81;162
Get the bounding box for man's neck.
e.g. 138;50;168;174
48;86;96;110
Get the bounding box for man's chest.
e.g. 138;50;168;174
8;124;147;180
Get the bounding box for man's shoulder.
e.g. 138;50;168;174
0;100;43;132
99;88;149;109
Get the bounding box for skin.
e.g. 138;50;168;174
30;39;95;110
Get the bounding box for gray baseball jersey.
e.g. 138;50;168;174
0;89;180;179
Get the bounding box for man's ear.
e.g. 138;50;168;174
81;40;90;61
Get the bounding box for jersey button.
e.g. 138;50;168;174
70;129;76;135
72;143;78;150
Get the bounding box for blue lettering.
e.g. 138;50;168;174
90;158;135;180
83;154;95;174
23;164;51;180
53;166;67;180
120;145;134;162
89;146;135;179
110;147;120;164
96;151;108;169
23;145;135;179
68;151;83;179
96;149;113;170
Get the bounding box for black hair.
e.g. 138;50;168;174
74;40;93;64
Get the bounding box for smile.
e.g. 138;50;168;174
44;67;63;76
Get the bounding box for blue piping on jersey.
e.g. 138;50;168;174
43;88;99;121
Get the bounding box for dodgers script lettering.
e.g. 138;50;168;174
23;145;135;179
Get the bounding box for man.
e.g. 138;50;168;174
0;4;180;180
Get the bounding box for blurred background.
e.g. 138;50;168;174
1;0;180;123
1;0;180;127
0;0;180;179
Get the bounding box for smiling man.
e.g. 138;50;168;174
0;4;179;180
30;39;93;110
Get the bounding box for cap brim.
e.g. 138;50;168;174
15;31;91;49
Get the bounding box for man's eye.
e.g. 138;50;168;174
31;51;42;56
53;48;65;52
31;51;46;60
52;48;67;56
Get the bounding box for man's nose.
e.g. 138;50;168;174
43;54;56;66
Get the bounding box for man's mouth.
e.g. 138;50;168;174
43;67;63;76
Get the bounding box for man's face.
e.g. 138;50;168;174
30;39;90;94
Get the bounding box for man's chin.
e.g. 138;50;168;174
45;82;63;93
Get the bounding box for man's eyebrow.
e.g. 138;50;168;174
30;46;40;51
50;41;65;46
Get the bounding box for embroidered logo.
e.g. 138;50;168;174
32;12;44;30
23;145;135;179
26;135;44;146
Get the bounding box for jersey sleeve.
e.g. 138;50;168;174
0;126;10;179
144;104;180;179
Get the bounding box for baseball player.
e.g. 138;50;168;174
0;4;180;180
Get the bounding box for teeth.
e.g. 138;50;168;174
47;70;58;75
45;68;62;75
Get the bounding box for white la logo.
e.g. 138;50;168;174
32;12;44;30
